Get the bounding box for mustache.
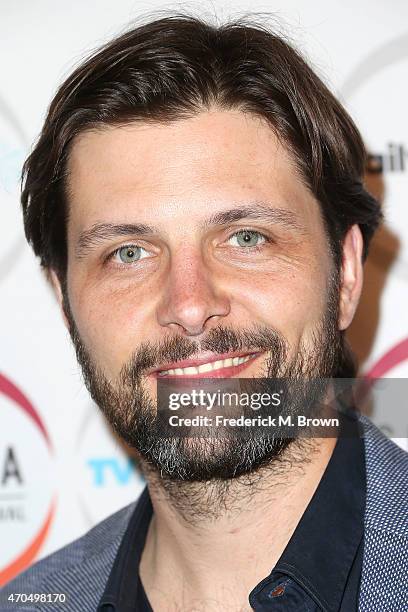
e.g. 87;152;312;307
119;324;288;382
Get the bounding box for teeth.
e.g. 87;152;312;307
197;362;214;374
184;366;199;375
158;354;254;376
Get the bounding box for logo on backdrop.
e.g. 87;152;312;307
75;404;144;527
0;373;56;586
342;33;408;281
366;143;407;175
0;95;27;284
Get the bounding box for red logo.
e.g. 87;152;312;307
0;373;56;586
364;337;408;379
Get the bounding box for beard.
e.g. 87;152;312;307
61;267;355;492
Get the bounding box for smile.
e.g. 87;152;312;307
153;351;262;379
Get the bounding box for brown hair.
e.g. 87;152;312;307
21;14;382;281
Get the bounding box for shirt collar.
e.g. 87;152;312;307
249;410;366;611
98;486;153;611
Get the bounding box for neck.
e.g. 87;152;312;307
139;435;337;611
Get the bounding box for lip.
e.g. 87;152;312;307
148;350;264;379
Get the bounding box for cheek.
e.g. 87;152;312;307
229;266;330;346
67;276;157;378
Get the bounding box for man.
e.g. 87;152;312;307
1;14;407;612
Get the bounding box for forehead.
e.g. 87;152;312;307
66;110;318;229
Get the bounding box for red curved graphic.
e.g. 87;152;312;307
364;337;408;379
0;372;52;452
0;372;56;585
354;336;408;405
0;498;56;587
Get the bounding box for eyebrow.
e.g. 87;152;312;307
75;202;306;259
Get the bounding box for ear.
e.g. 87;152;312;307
49;269;71;331
338;224;364;330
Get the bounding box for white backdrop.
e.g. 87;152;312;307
1;0;407;585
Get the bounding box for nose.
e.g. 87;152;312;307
156;250;231;336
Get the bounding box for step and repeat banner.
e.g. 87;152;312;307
1;0;407;586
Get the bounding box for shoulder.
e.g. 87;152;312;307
358;416;408;610
0;498;137;610
359;414;408;538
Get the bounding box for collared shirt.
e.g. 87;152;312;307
98;411;366;611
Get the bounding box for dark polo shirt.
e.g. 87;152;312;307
98;411;366;611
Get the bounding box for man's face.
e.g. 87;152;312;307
59;110;348;480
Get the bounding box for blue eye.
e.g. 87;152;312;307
111;245;148;264
229;230;266;247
